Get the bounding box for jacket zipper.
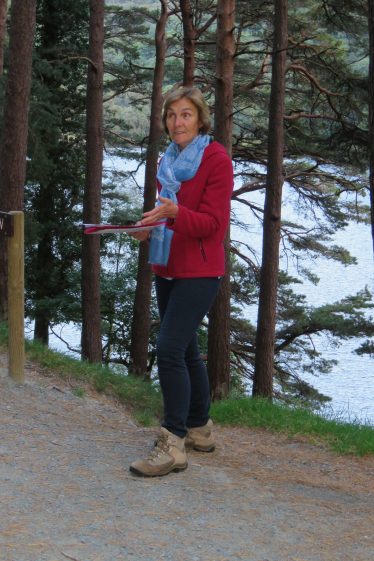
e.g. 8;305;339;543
199;239;207;262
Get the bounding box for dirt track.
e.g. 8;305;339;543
1;353;374;561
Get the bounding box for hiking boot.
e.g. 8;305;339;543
185;419;215;452
129;427;188;477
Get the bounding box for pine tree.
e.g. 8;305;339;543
0;0;37;320
0;0;8;76
81;0;105;363
129;0;168;377
368;0;374;254
25;0;89;343
253;0;288;398
207;0;235;400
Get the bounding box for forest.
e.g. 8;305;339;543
0;0;373;410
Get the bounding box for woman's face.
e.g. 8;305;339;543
165;97;202;149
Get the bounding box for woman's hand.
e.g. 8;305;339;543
129;230;150;241
141;196;179;225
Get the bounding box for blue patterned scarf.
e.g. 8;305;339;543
149;134;210;266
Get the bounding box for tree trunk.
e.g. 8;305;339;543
368;0;374;256
34;311;50;344
33;186;54;345
253;0;288;398
180;0;196;86
128;0;167;377
0;0;8;75
207;0;235;400
0;0;36;320
81;0;104;363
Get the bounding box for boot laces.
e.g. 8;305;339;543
147;433;170;460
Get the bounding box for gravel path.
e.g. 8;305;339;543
1;354;374;561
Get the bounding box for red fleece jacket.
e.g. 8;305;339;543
152;140;233;279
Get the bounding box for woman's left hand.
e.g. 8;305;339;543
129;230;150;241
141;196;179;225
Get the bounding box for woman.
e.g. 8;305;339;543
129;86;233;477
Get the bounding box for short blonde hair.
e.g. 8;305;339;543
162;86;211;135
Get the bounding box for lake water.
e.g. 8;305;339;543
232;184;374;425
290;220;374;426
47;156;374;426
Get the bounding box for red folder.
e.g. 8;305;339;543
83;221;165;235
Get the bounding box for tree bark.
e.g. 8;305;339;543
0;0;8;75
0;0;36;320
180;0;196;86
253;0;288;398
207;0;235;400
368;0;374;256
81;0;105;362
128;0;167;377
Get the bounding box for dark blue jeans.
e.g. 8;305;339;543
155;275;221;438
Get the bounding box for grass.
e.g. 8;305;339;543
71;387;86;398
210;397;374;457
0;322;163;426
1;321;374;456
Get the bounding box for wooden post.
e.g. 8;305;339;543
8;211;24;382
